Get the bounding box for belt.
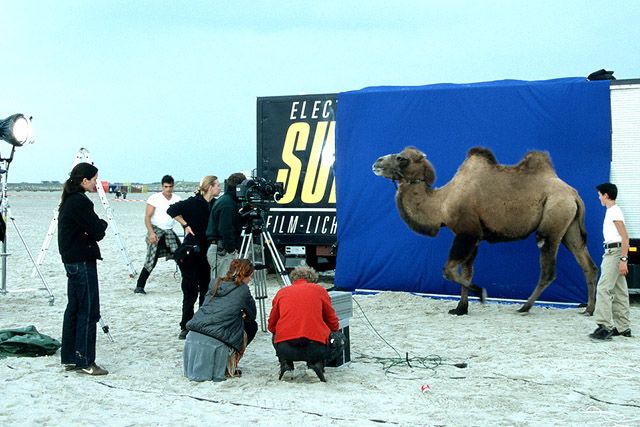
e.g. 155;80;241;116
604;242;621;249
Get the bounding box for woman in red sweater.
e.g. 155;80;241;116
268;266;339;382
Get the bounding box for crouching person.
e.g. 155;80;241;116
268;266;340;382
183;259;258;381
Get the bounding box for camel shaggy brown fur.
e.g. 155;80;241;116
372;146;599;315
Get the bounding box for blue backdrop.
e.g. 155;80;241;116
334;78;611;303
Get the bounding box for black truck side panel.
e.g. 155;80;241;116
257;94;338;247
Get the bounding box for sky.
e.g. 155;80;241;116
1;1;639;184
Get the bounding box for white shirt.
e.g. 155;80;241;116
147;192;181;230
602;204;625;244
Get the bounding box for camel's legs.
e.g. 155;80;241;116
519;238;561;312
561;221;599;315
519;199;579;313
443;235;484;315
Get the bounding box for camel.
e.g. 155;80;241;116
372;146;599;315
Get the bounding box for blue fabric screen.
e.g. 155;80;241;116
334;78;611;303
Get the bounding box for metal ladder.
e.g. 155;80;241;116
32;147;137;279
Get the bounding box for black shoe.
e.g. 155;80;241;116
612;328;632;337
279;360;294;380
134;287;146;294
589;324;614;340
178;329;188;340
307;361;326;382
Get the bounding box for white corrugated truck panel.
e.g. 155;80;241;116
611;84;640;239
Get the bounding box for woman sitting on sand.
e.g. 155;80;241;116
183;258;258;381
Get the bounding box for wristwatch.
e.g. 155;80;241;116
620;257;628;262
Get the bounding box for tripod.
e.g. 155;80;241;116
0;148;55;305
239;205;291;332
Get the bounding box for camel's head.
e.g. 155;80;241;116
372;146;436;187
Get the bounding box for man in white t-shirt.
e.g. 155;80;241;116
589;183;632;339
135;175;182;294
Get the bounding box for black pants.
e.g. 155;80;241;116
179;255;210;329
273;337;330;364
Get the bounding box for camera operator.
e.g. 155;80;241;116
206;172;246;280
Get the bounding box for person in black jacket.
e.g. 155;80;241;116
206;172;246;280
183;258;257;381
58;162;109;376
167;175;221;339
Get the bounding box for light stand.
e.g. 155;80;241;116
239;204;291;332
0;114;55;304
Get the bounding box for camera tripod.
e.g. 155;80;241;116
239;207;291;332
0;153;55;305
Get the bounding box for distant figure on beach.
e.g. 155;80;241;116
183;258;257;382
134;175;182;294
122;188;127;199
115;190;121;199
58;162;109;376
168;175;221;340
268;265;341;382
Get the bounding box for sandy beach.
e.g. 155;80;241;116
1;191;639;427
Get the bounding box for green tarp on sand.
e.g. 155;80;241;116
0;325;61;358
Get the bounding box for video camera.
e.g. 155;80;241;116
236;176;283;204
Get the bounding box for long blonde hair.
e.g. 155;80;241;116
195;175;218;196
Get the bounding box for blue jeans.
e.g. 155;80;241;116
61;261;100;369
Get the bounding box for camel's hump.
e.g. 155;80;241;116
467;147;498;164
467;146;554;172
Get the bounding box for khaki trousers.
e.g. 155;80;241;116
206;244;237;280
594;247;631;331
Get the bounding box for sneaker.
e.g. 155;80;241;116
134;287;146;294
307;361;326;382
178;329;188;340
279;360;294;380
612;328;632;337
589;324;614;340
76;364;109;376
64;364;75;371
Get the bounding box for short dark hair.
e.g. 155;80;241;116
162;175;174;185
596;182;618;200
225;173;247;193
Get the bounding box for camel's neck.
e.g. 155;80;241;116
395;183;445;238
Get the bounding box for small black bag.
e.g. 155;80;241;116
173;244;200;269
325;330;346;364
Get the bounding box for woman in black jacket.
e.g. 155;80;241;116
167;175;221;339
58;162;109;376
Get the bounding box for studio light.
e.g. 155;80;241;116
0;113;33;147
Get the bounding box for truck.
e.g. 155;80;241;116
257;94;337;270
257;79;640;290
609;78;640;293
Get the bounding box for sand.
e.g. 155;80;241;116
1;192;639;427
